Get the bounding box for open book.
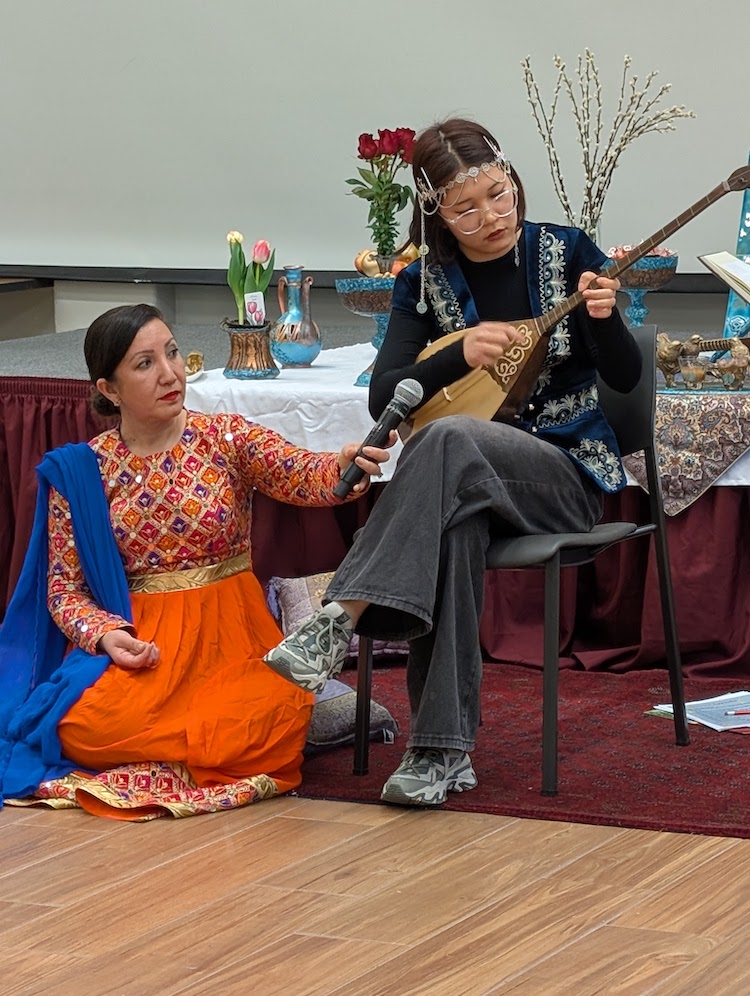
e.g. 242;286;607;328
698;251;750;304
653;690;750;732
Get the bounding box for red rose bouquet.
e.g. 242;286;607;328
346;127;415;264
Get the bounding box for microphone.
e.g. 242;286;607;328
333;378;424;498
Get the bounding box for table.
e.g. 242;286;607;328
3;351;750;678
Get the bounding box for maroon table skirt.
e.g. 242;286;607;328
2;376;748;678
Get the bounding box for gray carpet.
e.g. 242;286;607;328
0;324;370;380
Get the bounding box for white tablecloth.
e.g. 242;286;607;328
185;342;750;489
184;342;403;479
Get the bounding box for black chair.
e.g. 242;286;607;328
352;324;690;794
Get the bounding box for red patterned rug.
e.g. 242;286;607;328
299;665;750;838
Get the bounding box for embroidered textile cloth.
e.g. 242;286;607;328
6;761;277;820
624;390;750;515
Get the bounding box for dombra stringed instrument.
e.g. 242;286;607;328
405;164;750;438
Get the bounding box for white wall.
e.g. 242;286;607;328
1;0;747;273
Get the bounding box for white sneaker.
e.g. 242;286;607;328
380;748;478;807
263;603;353;694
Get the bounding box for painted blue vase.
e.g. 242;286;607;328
270;265;322;367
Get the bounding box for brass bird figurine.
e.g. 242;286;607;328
680;334;704;358
655;333;685;387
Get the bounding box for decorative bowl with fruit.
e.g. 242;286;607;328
607;245;678;326
336;243;420;386
352;242;420;279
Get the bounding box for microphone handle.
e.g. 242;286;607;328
333;400;408;499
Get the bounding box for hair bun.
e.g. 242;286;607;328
91;387;119;418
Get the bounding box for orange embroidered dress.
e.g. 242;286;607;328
47;411;346;805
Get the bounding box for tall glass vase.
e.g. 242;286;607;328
335;275;395;387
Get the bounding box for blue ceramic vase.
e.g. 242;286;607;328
270;265;322;367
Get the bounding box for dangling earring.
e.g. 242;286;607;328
416;206;429;315
513;231;520;268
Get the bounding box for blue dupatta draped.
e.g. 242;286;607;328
0;443;131;804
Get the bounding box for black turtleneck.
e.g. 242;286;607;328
457;240;532;321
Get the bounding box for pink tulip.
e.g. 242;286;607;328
251;240;271;265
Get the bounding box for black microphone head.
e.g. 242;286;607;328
393;378;424;411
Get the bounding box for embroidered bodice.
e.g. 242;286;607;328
47;411;346;653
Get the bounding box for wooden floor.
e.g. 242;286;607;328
1;796;749;995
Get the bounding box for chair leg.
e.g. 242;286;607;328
646;454;690;747
542;552;561;796
652;522;690;746
353;635;374;776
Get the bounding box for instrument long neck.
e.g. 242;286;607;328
537;179;732;337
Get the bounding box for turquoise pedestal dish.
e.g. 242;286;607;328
335;275;395;387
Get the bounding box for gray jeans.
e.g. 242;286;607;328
326;416;602;753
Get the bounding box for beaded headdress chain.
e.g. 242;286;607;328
413;138;517;314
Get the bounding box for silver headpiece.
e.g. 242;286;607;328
416;138;512;214
414;138;516;314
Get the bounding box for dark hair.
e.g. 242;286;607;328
406;117;526;265
84;303;166;416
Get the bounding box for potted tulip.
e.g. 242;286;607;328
226;231;276;326
223;231;279;379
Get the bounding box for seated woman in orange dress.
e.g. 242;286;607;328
0;303;391;818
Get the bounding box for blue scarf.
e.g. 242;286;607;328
0;443;131;804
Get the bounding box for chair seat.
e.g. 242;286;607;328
486;521;650;570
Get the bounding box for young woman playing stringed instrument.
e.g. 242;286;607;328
264;116;640;807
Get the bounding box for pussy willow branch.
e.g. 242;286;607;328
521;59;574;224
522;50;695;236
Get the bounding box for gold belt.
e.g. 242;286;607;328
128;552;251;594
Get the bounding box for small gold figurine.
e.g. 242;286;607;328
185;351;204;375
679;334;704;358
710;338;750;390
655;333;684;387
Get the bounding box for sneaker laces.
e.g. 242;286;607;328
398;748;445;776
296;611;351;663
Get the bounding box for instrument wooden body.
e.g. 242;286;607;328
406;165;750;438
409;319;544;431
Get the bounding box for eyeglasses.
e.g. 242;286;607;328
442;185;518;236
